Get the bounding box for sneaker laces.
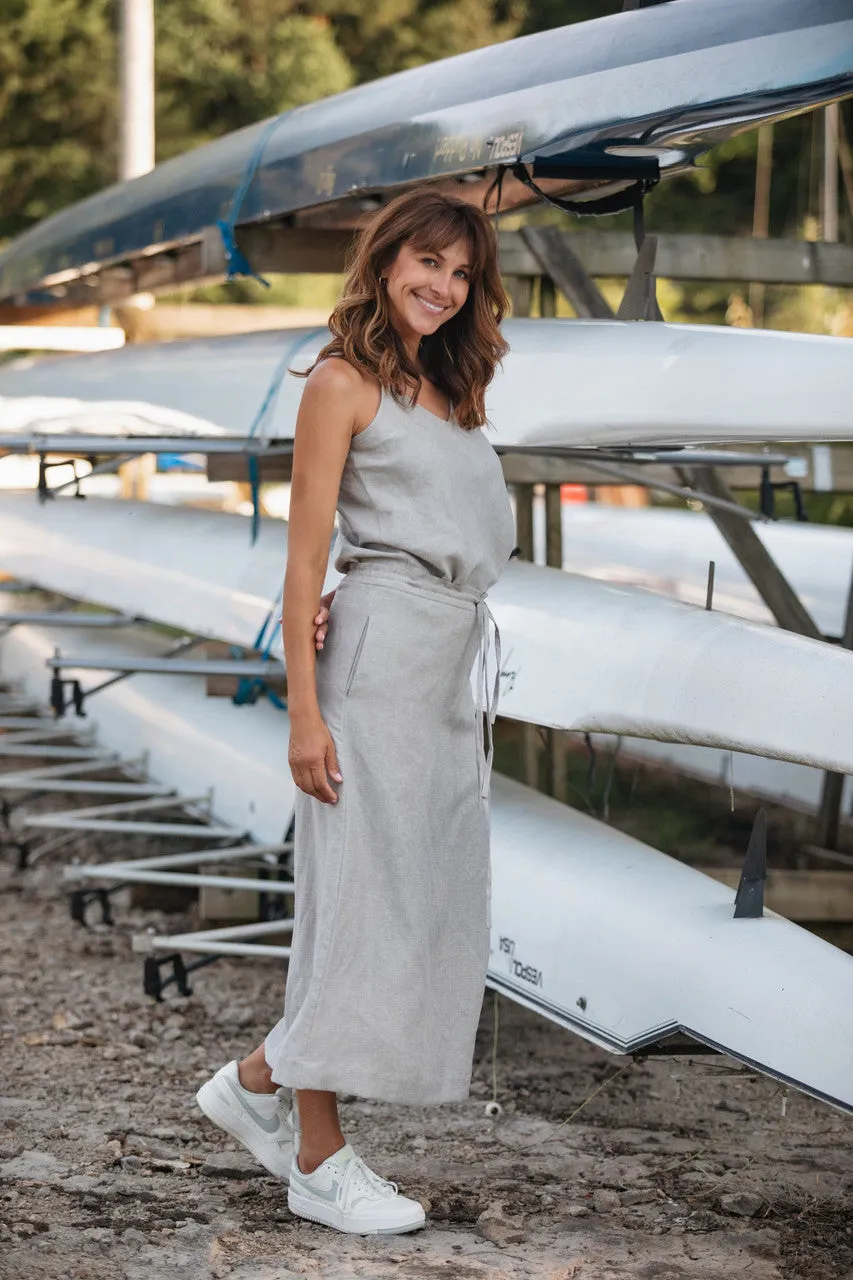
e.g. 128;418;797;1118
342;1154;399;1208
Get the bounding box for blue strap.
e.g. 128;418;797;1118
244;328;328;546
216;113;286;286
233;592;285;708
216;219;270;288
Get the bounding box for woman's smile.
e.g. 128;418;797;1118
411;292;448;314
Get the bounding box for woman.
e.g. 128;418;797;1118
196;187;516;1235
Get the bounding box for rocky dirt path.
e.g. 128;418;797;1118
1;852;851;1280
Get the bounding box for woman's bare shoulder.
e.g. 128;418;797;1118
308;356;381;431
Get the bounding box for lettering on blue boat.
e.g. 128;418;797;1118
486;131;524;162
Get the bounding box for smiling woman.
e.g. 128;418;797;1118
196;188;516;1238
288;187;510;430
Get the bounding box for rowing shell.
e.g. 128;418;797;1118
3;494;853;774
1;0;849;304
1;317;851;452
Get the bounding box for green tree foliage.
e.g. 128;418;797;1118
0;0;117;238
154;3;354;159
0;0;354;239
518;0;618;34
298;0;526;82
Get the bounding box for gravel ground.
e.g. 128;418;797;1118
2;840;851;1280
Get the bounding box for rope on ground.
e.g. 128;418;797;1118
517;1061;635;1151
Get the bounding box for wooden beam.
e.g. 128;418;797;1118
539;273;557;319
203;224;352;277
18;228;853;313
544;484;562;568
513;483;534;561
815;562;853;850
505;274;534;319
500;445;853;494
499;230;853;287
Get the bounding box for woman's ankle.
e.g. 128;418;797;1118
237;1054;277;1094
297;1136;346;1175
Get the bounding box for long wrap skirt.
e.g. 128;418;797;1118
264;557;501;1105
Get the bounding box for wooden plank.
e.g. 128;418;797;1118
544;484;562;569
815;562;853;850
499;230;853;287
544;481;567;801
208;446;853;492
499;445;853;493
20;228;853;312
513;482;534;560
505;274;534;319
704;869;853;922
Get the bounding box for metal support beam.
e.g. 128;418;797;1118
132;918;294;960
0;612;139;630
15;790;240;841
47;654;285;679
64;840;291;879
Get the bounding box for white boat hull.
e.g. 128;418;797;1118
1;318;851;450
553;505;853;811
3;495;853;775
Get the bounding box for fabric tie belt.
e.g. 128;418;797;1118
342;559;502;803
474;595;502;802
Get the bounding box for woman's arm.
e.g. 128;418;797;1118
284;359;358;803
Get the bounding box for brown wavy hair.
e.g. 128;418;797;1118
289;187;510;430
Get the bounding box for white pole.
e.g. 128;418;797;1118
117;0;156;497
119;0;155;181
824;103;839;244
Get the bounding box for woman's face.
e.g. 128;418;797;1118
383;237;472;347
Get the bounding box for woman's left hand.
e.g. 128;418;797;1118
313;589;336;650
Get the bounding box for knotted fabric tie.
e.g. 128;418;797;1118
474;597;502;802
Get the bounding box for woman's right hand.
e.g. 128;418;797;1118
288;711;343;804
312;588;336;650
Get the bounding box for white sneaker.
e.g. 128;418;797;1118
288;1143;426;1235
195;1059;295;1178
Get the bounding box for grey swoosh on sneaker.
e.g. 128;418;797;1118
223;1074;285;1134
290;1168;340;1204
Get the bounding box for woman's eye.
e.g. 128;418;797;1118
422;256;467;279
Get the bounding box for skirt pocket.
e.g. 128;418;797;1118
344;614;371;697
